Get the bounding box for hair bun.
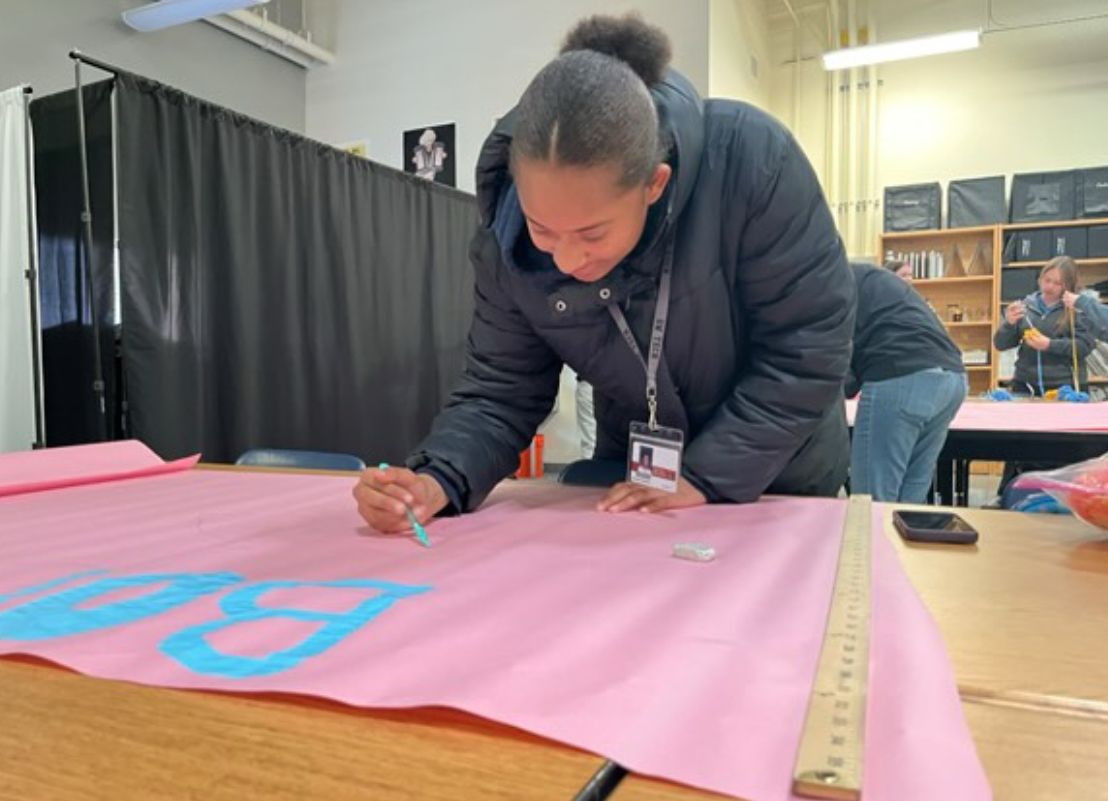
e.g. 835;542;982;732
560;13;672;86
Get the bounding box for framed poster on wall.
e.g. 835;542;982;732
403;123;455;188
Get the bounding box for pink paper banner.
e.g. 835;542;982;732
0;440;198;499
847;397;1108;432
0;463;989;800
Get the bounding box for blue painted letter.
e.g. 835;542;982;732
0;572;243;640
160;579;432;678
0;570;109;606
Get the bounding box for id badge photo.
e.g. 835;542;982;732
627;421;684;493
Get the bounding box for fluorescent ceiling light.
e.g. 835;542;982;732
123;0;270;32
822;29;981;71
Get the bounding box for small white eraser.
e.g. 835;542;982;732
672;542;716;562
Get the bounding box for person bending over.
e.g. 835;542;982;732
355;14;854;532
847;262;966;503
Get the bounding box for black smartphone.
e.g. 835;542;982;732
892;510;979;545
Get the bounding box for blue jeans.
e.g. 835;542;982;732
851;369;967;503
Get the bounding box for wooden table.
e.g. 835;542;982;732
889;506;1108;711
0;656;604;800
3;482;1107;800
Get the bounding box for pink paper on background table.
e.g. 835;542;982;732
0;440;197;499
0;446;989;800
846;397;1108;432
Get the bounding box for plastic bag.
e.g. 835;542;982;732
1011;452;1108;531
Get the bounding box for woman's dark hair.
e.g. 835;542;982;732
883;259;909;273
1041;256;1082;334
510;13;672;188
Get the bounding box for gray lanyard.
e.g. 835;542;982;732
607;240;674;431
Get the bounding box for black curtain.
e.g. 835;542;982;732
31;80;119;446
114;73;479;463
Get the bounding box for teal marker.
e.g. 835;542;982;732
378;463;431;548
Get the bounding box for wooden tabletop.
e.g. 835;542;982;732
3;480;1107;800
887;506;1108;712
613;702;1108;801
0;657;602;801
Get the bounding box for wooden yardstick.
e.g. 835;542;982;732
792;494;872;800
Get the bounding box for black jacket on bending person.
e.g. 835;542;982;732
407;70;855;511
846;263;965;397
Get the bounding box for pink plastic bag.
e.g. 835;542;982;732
1012;452;1108;531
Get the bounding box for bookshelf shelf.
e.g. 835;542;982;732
1004;258;1108;269
1000;217;1108;232
913;276;993;286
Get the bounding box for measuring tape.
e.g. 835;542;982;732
792;494;872;800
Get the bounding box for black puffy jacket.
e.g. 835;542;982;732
408;70;855;511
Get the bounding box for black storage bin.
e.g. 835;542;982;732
948;176;1006;228
1089;225;1108;258
1010;171;1077;223
1001;268;1040;302
1052;228;1088;259
884;182;941;232
1078;166;1108;219
1005;229;1051;263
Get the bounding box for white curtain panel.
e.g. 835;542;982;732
0;86;38;453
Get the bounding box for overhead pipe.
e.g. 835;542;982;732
829;0;842;234
203;8;336;68
866;5;880;258
846;0;858;253
779;0;802;133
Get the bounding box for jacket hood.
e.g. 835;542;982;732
474;68;705;234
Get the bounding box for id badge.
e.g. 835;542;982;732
627;421;684;493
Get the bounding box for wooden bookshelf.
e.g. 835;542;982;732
1004;258;1108;269
881;224;997;239
879;226;1002;396
998;216;1108;231
882;217;1108;396
913;276;994;285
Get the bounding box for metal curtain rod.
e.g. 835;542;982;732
68;49;127;78
71;50;109;441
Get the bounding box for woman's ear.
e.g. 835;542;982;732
646;163;672;205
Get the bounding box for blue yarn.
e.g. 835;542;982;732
1010;491;1072;515
1057;385;1090;403
982;389;1014;401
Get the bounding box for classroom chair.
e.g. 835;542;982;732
234;448;367;472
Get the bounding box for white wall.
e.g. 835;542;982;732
878;17;1108;190
709;0;772;108
767;7;830;175
0;0;306;132
306;0;711;193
